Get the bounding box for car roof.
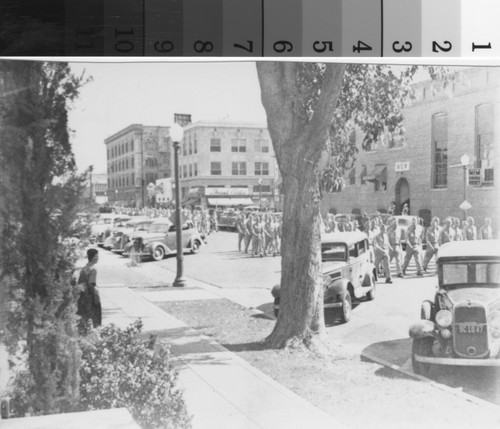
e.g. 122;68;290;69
437;240;500;261
151;217;172;225
321;231;368;246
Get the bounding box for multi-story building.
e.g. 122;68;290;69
82;172;108;204
175;121;279;209
321;67;499;231
104;124;172;207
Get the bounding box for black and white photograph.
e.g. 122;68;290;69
0;60;499;429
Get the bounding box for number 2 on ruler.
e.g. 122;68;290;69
432;41;452;52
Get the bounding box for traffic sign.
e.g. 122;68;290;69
459;200;472;211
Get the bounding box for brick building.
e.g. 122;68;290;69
321;67;499;231
104;124;172;208
176;121;280;209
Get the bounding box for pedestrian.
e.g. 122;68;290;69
252;215;264;257
387;218;403;278
388;202;396;216
263;214;275;256
236;212;247;252
402;203;409;216
464;216;478;240
438;218;453;246
244;213;254;253
77;248;102;333
373;223;392;283
479;217;493;239
402;219;423;276
210;210;219;233
422;217;440;272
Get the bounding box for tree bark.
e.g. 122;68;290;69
257;63;345;348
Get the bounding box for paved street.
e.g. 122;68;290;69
94;231;499;405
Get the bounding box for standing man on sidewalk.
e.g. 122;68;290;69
373;223;392;284
402;219;423;276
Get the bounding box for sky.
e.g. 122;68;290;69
68;61;267;174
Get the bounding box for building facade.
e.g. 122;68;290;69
321;67;499;230
176;121;280;209
104;124;172;208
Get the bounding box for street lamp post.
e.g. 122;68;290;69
460;154;470;220
170;123;186;287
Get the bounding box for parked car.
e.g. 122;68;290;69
123;218;203;261
409;240;500;376
334;213;362;231
105;217;153;253
218;209;240;231
90;214;131;246
271;231;377;323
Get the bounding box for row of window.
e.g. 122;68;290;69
108;173;135;189
208;139;270;154
180;164;199;178
431;104;493;188
108;139;134;159
108;156;135;174
211;162;269;176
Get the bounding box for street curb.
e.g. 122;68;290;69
360;350;500;412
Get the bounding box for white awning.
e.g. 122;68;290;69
207;197;254;206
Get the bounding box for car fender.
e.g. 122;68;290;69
146;241;172;255
409;320;435;339
361;266;376;287
325;278;349;301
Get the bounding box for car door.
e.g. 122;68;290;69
347;244;361;289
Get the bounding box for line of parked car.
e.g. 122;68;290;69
89;213;203;261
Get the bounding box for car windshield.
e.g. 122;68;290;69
149;223;170;233
442;262;500;288
134;223;151;231
321;243;347;262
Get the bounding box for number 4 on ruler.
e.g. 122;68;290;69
353;41;372;53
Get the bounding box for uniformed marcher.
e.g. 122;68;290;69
373;223;392;283
387;218;403;278
422;217;440;272
402;219;423;276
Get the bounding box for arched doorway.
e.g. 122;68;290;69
395;178;410;215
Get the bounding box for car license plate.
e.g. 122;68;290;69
457;323;486;334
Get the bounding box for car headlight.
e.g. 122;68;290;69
488;310;500;330
271;285;280;298
435;310;453;328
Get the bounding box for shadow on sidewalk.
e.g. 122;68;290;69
222;341;270;353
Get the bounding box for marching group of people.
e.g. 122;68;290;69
234;211;283;257
331;213;494;284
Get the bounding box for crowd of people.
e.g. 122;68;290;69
111;205;495;281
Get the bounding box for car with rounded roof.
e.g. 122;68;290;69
123;217;203;261
272;231;377;323
409;240;500;376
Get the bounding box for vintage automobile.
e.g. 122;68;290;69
102;217;152;252
272;231;377;323
218;209;240;231
90;214;131;246
409;240;500;376
113;218;154;254
123;217;203;261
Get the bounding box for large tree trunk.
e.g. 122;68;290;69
257;62;345;348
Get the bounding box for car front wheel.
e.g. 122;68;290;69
412;337;433;376
190;240;201;254
339;292;352;323
152;246;165;261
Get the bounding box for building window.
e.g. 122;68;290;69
349;168;356;185
254;162;269;175
211;162;222;175
231;139;247;152
254;139;270;153
131;156;134;167
432;113;448;188
131;173;134;184
194;138;198;154
183;165;187;178
475;103;494;186
126;159;129;169
131;140;134;151
183;142;187;156
232;162;246;175
210;138;221;152
194;163;198;176
189;164;193;177
189;137;192;155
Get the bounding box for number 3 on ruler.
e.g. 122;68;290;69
432;41;452;52
392;41;412;53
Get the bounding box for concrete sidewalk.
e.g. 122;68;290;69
100;285;348;429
